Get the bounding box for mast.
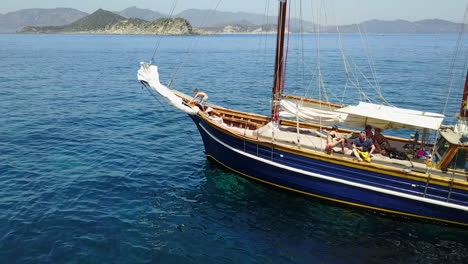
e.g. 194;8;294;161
459;71;468;118
271;0;288;124
454;71;468;134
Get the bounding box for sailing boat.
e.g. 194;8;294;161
138;0;468;226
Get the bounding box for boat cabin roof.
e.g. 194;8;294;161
440;130;468;146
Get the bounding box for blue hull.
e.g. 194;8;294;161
191;116;468;226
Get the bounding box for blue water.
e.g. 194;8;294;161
1;33;468;263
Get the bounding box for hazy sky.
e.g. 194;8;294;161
1;0;467;24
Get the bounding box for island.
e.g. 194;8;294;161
18;9;206;35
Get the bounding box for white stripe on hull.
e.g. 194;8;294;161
199;123;468;212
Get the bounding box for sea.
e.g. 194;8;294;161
1;33;467;263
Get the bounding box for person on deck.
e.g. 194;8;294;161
352;130;375;162
325;125;346;155
189;89;221;117
364;125;374;139
373;128;394;155
190;89;208;111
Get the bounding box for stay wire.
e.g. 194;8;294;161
150;0;179;63
441;3;468;116
141;83;199;144
168;0;224;88
356;23;388;105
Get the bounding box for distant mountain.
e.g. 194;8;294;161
176;9;269;27
175;8;315;31
8;6;465;35
113;7;315;31
0;8;87;33
414;19;464;33
19;9;126;33
328;19;464;33
117;6;164;21
66;9;126;31
208;24;278;34
19;9;200;35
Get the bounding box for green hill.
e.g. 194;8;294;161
66;9;126;31
19;9;201;35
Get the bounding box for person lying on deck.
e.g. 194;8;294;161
352;130;375;162
325;125;346;155
373;128;394;155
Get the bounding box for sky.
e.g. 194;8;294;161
1;0;467;25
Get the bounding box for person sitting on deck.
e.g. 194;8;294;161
325;125;346;155
364;125;374;139
373;128;394;155
352;130;376;162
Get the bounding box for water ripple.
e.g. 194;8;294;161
0;34;467;263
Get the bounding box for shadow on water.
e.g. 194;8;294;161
200;159;468;263
139;158;468;263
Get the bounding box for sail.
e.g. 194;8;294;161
280;97;347;125
138;62;199;115
336;102;444;130
280;96;444;131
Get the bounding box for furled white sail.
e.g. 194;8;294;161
455;118;468;134
138;62;198;115
280;97;347;125
336;102;444;131
280;97;444;131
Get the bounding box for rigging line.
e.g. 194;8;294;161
297;0;306;91
343;59;365;102
326;1;351;106
254;0;270;65
340;78;350;105
427;15;467;177
296;0;315;100
330;0;350;79
361;26;383;95
351;65;365;102
350;71;371;102
141;83;199;143
141;83;169;110
356;22;389;105
244;0;272;110
168;0;223;87
303;65;319;101
262;0;272;92
347;56;378;103
441;3;468;116
295;0;309;128
318;0;331;105
315;0;327;134
289;0;305;146
336;24;349;76
314;1;324;104
254;0;271;94
150;0;179;63
304;0;318;96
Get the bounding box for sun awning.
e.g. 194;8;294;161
336;102;444;131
